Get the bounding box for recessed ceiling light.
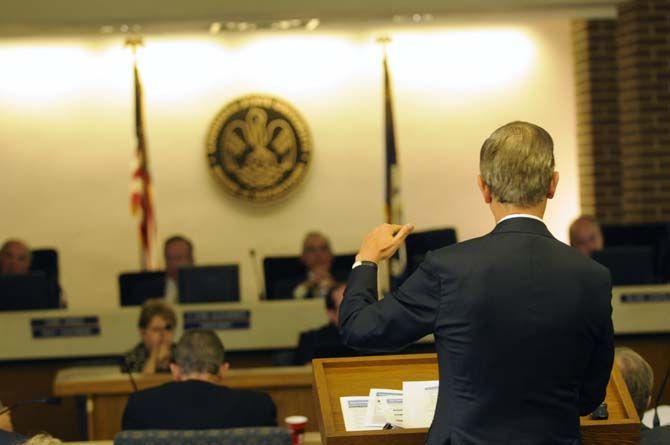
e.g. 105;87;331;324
305;18;320;31
209;22;222;34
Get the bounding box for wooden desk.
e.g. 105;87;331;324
54;366;318;441
64;433;323;445
313;354;640;445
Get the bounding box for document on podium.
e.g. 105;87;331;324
364;388;404;427
340;397;381;431
381;395;404;427
402;380;439;428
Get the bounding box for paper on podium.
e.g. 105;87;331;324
364;388;404;427
402;380;439;428
340;397;381;431
381;395;404;427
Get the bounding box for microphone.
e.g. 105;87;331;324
653;357;670;428
249;249;266;300
0;397;61;416
118;356;139;393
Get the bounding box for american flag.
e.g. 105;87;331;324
382;42;407;289
128;39;156;270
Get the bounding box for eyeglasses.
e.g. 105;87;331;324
147;324;173;334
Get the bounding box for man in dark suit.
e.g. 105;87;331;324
0;431;25;445
294;283;356;364
615;347;670;444
340;121;614;445
0;402;25;445
122;329;277;430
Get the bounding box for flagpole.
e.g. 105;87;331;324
126;36;156;271
377;36;407;292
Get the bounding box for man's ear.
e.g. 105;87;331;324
219;362;230;378
547;171;560;200
170;363;182;381
477;175;493;204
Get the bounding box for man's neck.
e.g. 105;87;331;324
491;201;547;224
178;373;221;384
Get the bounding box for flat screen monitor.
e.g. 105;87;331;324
178;265;240;304
0;273;60;311
403;228;458;278
592;246;656;286
118;271;166;306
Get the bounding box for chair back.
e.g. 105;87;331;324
114;427;292;445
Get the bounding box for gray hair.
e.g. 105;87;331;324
175;329;225;375
479;121;555;207
24;434;62;445
615;347;653;418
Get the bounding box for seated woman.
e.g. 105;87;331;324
124;299;177;374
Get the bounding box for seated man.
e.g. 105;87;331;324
0;400;25;445
163;235;195;303
569;216;604;257
0;239;66;308
122;329;276;430
124;299;177;374
294;283;355;365
275;232;341;300
615;347;670;444
0;240;31;276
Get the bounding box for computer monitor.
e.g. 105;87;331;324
601;223;670;282
402;228;458;280
592;246;656;286
118;271;166;306
263;253;356;300
178;265;240;304
0;273;60;311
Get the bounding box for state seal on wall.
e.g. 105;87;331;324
206;95;312;202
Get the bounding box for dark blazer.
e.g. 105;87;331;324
121;380;277;431
294;323;357;365
0;430;25;445
339;217;614;445
642;425;670;445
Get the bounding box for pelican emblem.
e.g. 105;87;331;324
206;95;312;202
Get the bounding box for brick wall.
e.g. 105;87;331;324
572;20;622;223
618;0;670;223
572;0;670;223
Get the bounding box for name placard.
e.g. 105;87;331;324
183;310;251;330
621;292;670;303
31;316;101;339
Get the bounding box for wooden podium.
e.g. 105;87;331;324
313;354;640;445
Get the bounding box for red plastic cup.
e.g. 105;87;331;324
285;415;308;445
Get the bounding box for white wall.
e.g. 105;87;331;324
0;19;579;310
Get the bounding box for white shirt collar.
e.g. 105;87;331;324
497;214;545;225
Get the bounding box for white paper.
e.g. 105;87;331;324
364;388;403;427
402;380;439;428
340;397;383;431
381;395;404;427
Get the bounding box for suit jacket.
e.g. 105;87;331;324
642;425;670;445
121;380;277;431
0;430;25;445
294;323;357;365
339;217;614;445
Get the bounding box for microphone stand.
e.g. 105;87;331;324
653;356;670;428
0;397;61;416
119;357;139;393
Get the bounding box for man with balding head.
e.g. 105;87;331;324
0;240;31;276
615;347;670;444
340;121;614;444
122;329;276;430
570;216;604;257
